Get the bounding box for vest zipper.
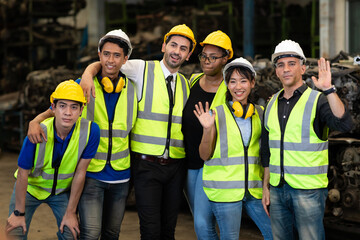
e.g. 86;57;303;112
51;167;59;196
280;131;285;181
244;146;249;191
107;121;113;164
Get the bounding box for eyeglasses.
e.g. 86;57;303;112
198;53;225;63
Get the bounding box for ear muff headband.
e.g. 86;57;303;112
232;101;255;119
101;77;125;93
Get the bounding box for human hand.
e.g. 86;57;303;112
80;73;96;104
262;186;270;217
28;120;46;143
6;213;26;234
193;102;216;129
60;212;79;239
311;57;332;91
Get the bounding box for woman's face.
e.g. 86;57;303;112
227;70;255;105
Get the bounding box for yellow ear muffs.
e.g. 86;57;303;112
101;77;125;93
232;101;255;119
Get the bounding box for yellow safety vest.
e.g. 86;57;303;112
131;61;190;158
82;76;137;172
189;72;226;109
15;117;91;200
203;104;264;202
264;87;329;189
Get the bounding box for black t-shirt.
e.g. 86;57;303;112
182;79;216;169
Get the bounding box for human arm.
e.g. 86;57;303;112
262;167;270;217
194;102;216;161
6;167;30;234
27;108;54;143
80;61;101;102
311;57;345;118
59;157;91;239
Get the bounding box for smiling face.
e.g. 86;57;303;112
200;45;227;76
52;99;83;131
161;35;192;73
99;42;128;80
227;69;255;105
275;57;306;89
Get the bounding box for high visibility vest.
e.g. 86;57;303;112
131;61;190;158
264;87;329;189
82;76;137;172
203;104;264;202
15;117;91;200
189;72;226;109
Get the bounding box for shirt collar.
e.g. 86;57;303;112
160;60;177;81
53;119;75;143
279;82;307;99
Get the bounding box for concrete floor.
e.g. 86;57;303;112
0;151;263;240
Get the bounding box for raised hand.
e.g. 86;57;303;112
311;57;332;91
193;101;215;129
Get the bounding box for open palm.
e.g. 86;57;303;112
193;101;215;129
311;57;332;91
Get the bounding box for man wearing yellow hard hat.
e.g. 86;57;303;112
6;80;100;239
27;29;137;239
80;24;195;239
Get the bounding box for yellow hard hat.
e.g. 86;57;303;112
200;30;233;59
50;80;86;104
163;24;196;53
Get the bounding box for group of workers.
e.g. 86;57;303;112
5;23;353;240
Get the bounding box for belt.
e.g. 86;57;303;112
134;153;179;165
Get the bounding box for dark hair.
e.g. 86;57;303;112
99;38;129;56
53;99;82;108
165;34;193;53
224;66;255;102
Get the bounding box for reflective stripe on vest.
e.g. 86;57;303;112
210;80;227;109
264;87;328;189
20;117;91;200
203;104;264;202
82;76;136;172
189;73;203;88
131;61;189;158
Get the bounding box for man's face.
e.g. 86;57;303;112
199;45;227;76
161;35;192;73
52;100;83;130
98;42;128;79
275;57;306;89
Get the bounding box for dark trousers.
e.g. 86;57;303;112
132;155;186;240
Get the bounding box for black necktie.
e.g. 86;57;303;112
166;75;174;108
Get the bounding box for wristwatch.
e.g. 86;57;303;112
14;210;25;216
323;85;336;96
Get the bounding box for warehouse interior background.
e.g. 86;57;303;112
0;0;360;239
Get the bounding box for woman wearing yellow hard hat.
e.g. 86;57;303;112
182;30;232;239
193;58;273;239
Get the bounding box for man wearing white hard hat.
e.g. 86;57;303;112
27;30;137;239
261;40;353;239
80;24;195;239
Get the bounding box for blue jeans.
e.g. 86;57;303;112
8;184;73;240
270;184;328;240
210;191;273;240
185;168;218;240
78;177;129;240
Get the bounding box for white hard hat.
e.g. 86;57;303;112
98;29;133;57
223;57;256;81
271;39;306;63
